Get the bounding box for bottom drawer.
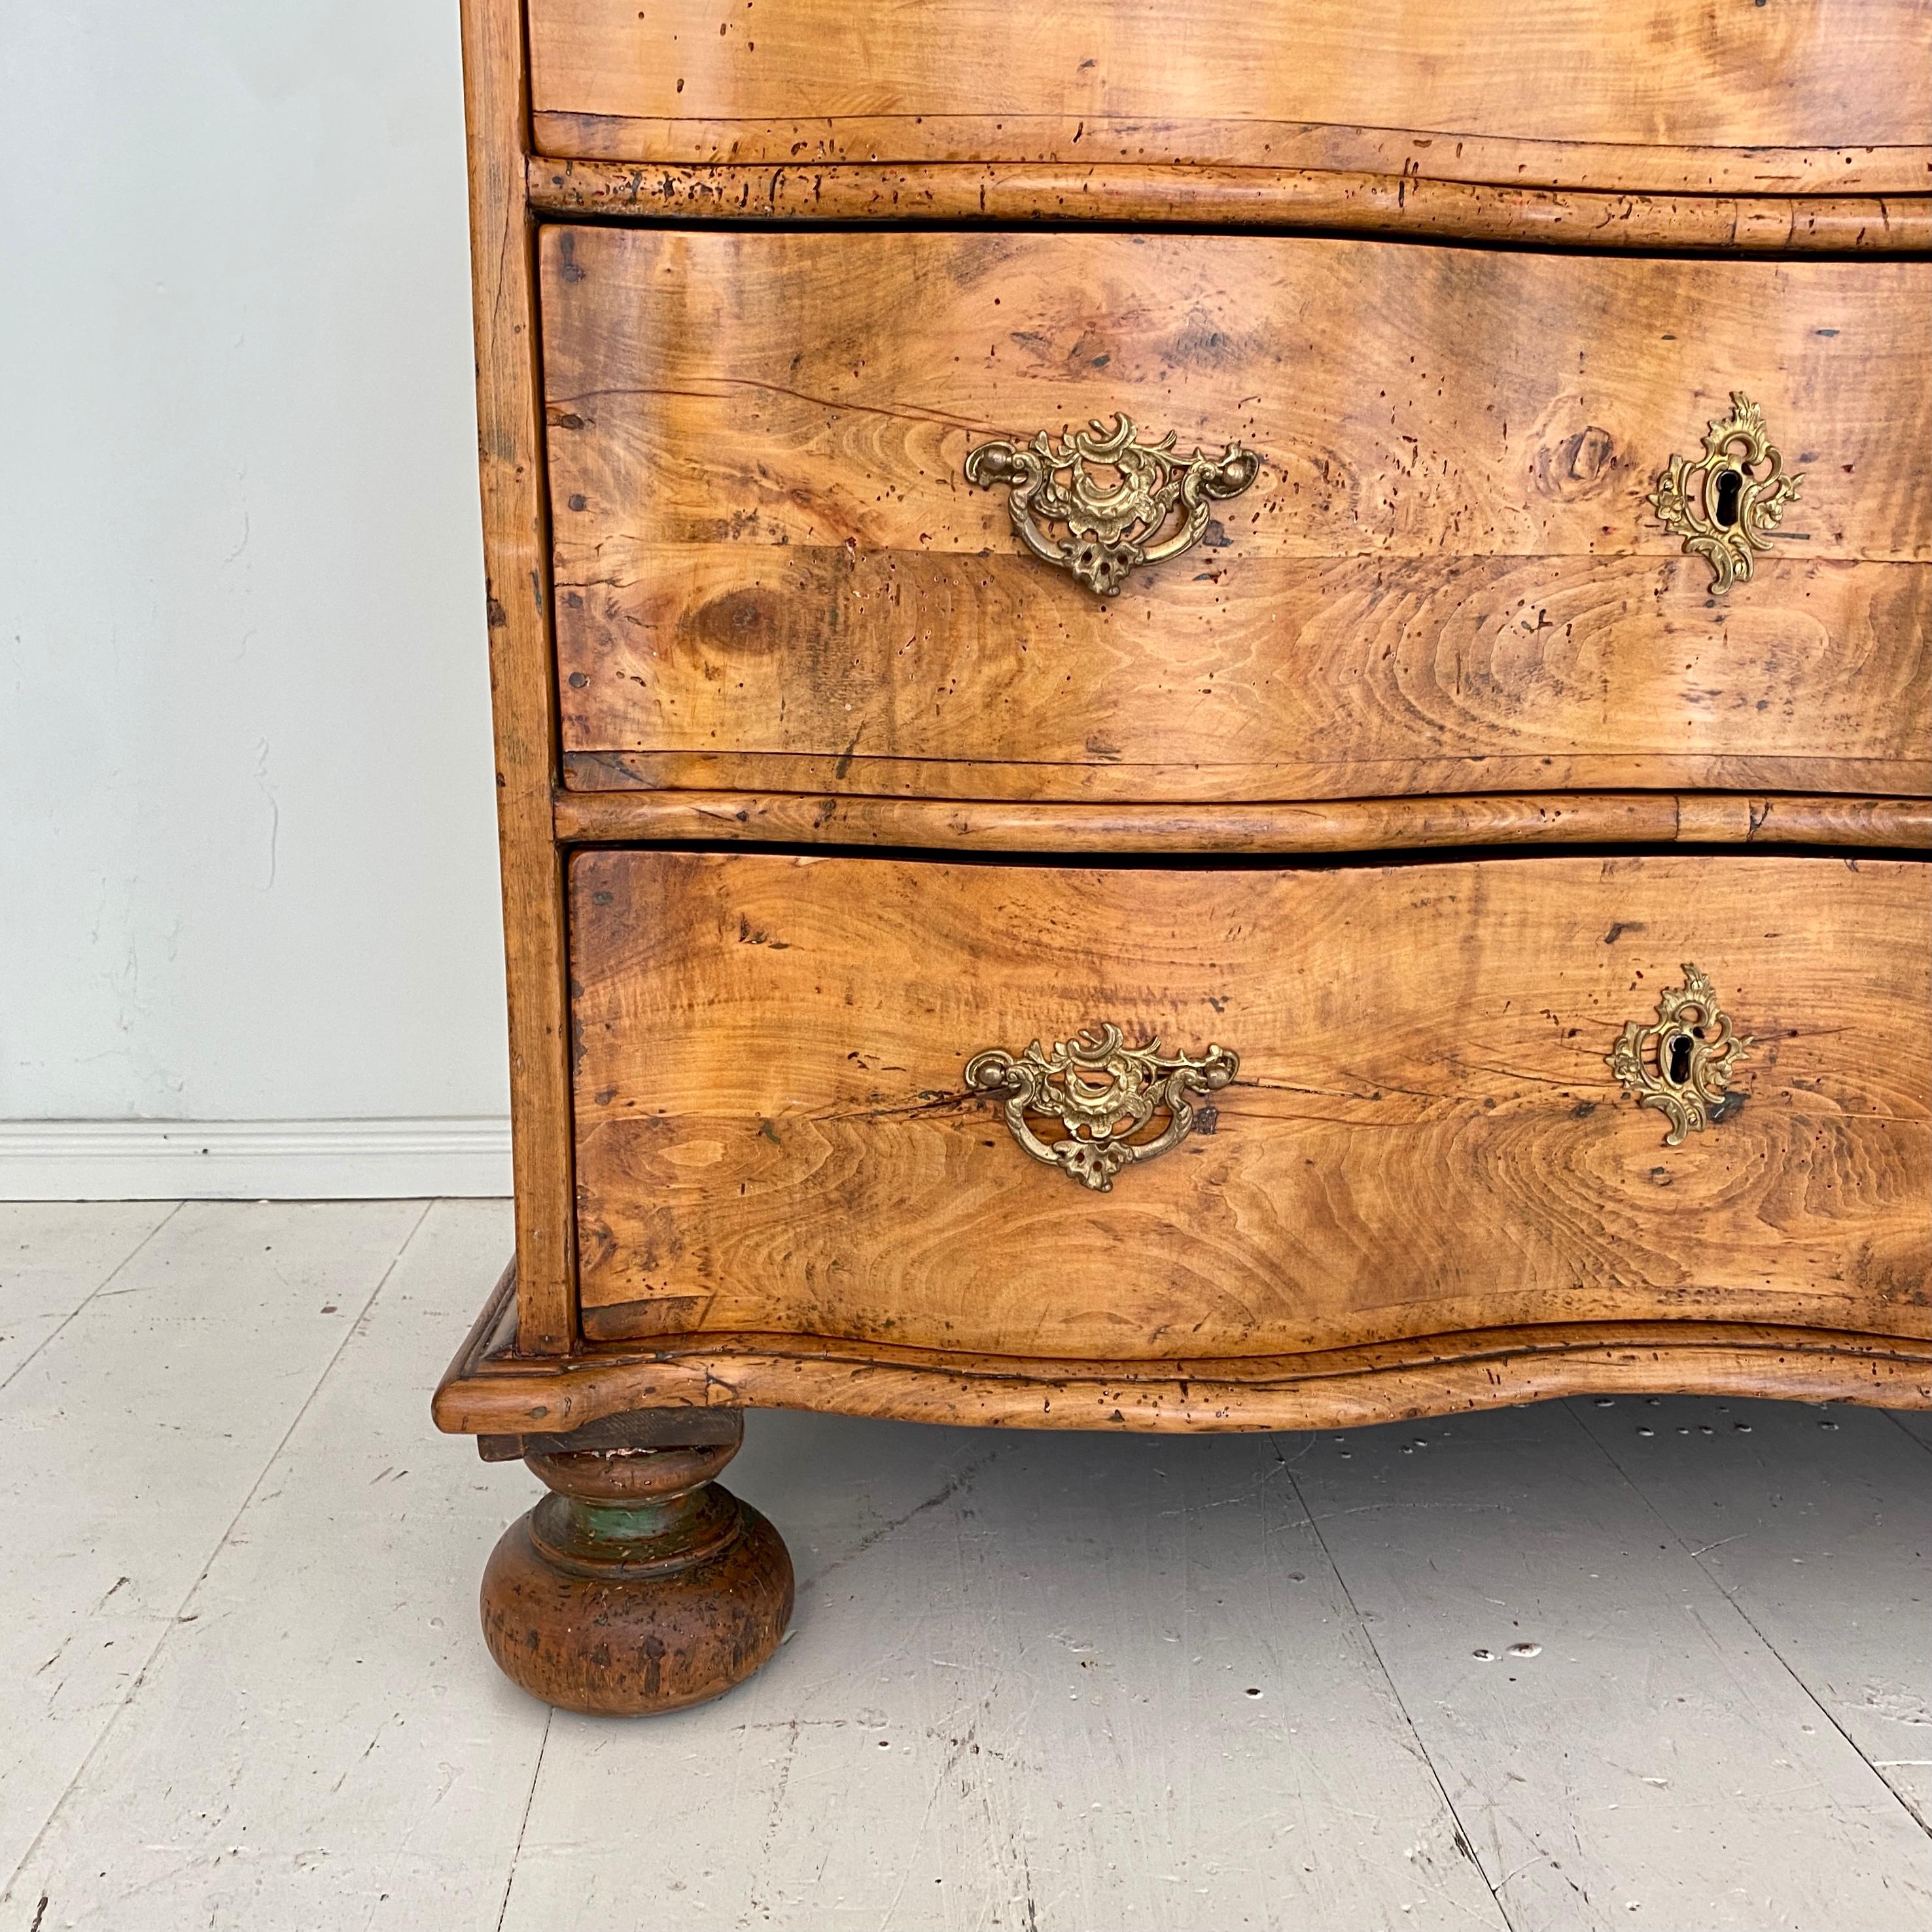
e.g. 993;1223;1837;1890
570;851;1929;1360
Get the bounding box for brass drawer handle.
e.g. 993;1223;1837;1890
964;413;1259;596
1649;392;1802;593
964;1024;1238;1190
1607;963;1753;1146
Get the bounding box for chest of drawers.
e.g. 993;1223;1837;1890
434;0;1932;1715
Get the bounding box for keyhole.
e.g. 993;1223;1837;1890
1712;468;1744;528
1666;1033;1695;1084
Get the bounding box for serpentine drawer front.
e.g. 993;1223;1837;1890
544;227;1930;804
525;0;1928;190
569;849;1929;1358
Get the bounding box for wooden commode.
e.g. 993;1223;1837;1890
436;0;1932;1715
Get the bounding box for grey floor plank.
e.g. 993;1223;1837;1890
0;1201;429;1908
0;1202;176;1388
0;1201;542;1932
500;1420;1507;1932
1571;1394;1932;1827
1286;1400;1932;1932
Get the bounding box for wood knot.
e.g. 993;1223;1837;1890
688;587;781;652
1534;425;1619;501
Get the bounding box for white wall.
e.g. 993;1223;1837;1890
0;1;512;1195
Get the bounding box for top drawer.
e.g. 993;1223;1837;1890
526;0;1932;192
545;227;1930;804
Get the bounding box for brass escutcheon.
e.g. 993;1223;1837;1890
964;1024;1238;1190
1607;963;1753;1146
964;413;1259;595
1649;391;1802;593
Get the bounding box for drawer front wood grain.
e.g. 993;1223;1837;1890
526;0;1932;193
571;851;1930;1360
544;227;1930;804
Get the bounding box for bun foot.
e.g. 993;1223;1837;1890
480;1414;792;1715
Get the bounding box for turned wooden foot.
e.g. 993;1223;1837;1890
480;1413;792;1715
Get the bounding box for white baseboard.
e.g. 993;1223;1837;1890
0;1117;514;1201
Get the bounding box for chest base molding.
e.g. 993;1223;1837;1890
436;1272;1931;1438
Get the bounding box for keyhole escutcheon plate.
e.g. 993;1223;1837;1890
1649;391;1802;593
1607;962;1753;1147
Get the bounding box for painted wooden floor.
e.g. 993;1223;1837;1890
1;1199;1927;1931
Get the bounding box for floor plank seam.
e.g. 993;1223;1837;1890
0;1201;183;1401
0;1199;436;1910
496;1708;552;1932
1884;1411;1932;1458
1701;1584;1932;1848
1271;1434;1520;1932
796;1442;1011;1600
1561;1397;1932;1846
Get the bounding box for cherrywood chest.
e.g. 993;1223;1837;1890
435;0;1932;1715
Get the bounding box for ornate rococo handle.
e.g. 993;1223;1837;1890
964;1024;1238;1190
1606;963;1753;1146
965;413;1260;595
1649;391;1802;593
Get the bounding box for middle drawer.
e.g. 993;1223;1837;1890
542;226;1929;804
